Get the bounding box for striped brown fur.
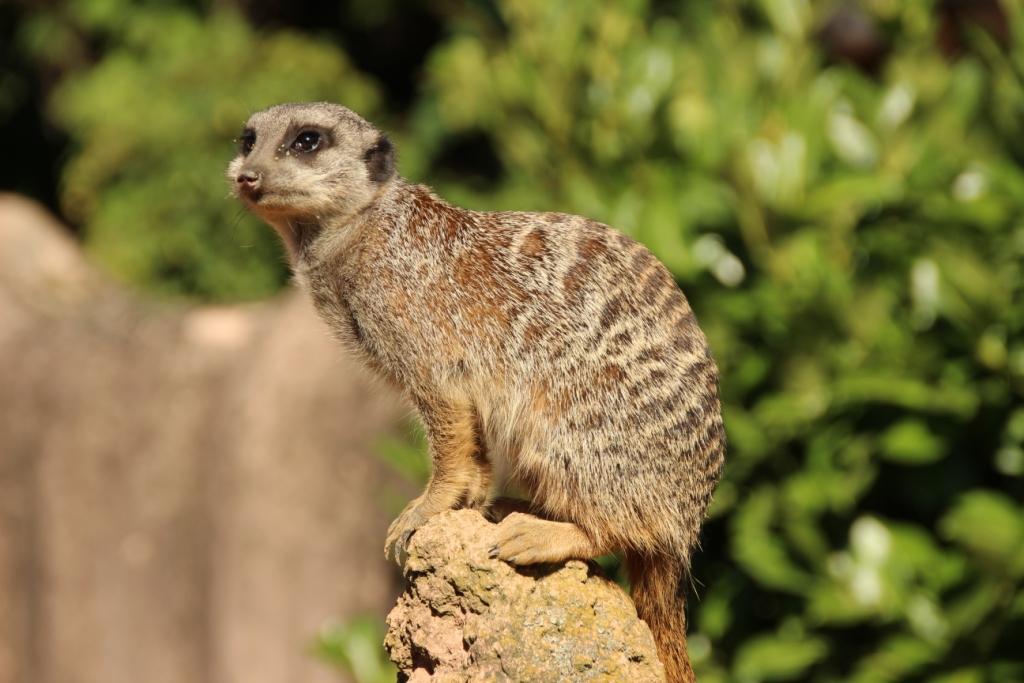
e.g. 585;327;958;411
228;102;725;683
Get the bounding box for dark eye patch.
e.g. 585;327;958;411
238;129;255;156
291;130;322;153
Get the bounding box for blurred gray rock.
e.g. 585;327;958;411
0;194;406;683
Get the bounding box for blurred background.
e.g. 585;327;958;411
1;0;1022;682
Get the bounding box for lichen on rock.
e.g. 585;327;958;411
384;509;666;682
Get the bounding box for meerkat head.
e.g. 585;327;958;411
227;102;395;250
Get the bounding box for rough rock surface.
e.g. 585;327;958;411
385;509;666;682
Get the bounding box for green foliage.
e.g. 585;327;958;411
312;616;396;683
13;0;1024;679
23;0;380;299
733;630;828;682
374;420;432;517
374;420;431;489
411;2;1024;678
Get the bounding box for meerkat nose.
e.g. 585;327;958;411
236;169;262;190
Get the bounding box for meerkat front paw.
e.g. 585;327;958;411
488;512;600;565
385;498;431;567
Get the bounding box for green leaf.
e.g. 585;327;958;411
730;489;812;593
939;491;1024;575
848;635;939;683
312;616;396;683
880;420;946;465
374;421;429;485
733;633;827;682
927;668;986;683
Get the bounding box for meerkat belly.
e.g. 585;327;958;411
468;385;537;494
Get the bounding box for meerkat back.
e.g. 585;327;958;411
229;101;724;683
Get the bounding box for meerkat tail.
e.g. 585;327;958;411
626;550;694;683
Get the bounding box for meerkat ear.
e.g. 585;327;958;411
364;135;395;183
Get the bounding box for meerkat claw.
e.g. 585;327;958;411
384;501;430;566
385;528;412;567
389;529;414;567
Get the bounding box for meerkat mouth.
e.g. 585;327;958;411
238;185;264;204
241;189;298;214
241;190;314;221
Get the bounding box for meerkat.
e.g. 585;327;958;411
228;102;725;683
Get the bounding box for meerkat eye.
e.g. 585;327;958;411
291;130;322;153
239;130;256;156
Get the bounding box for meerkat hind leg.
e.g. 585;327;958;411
489;512;604;565
484;496;535;522
462;450;493;510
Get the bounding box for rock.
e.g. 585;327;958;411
385;510;666;682
0;194;407;683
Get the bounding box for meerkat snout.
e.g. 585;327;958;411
235;169;263;199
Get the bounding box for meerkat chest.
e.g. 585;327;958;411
303;257;423;376
300;262;371;349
